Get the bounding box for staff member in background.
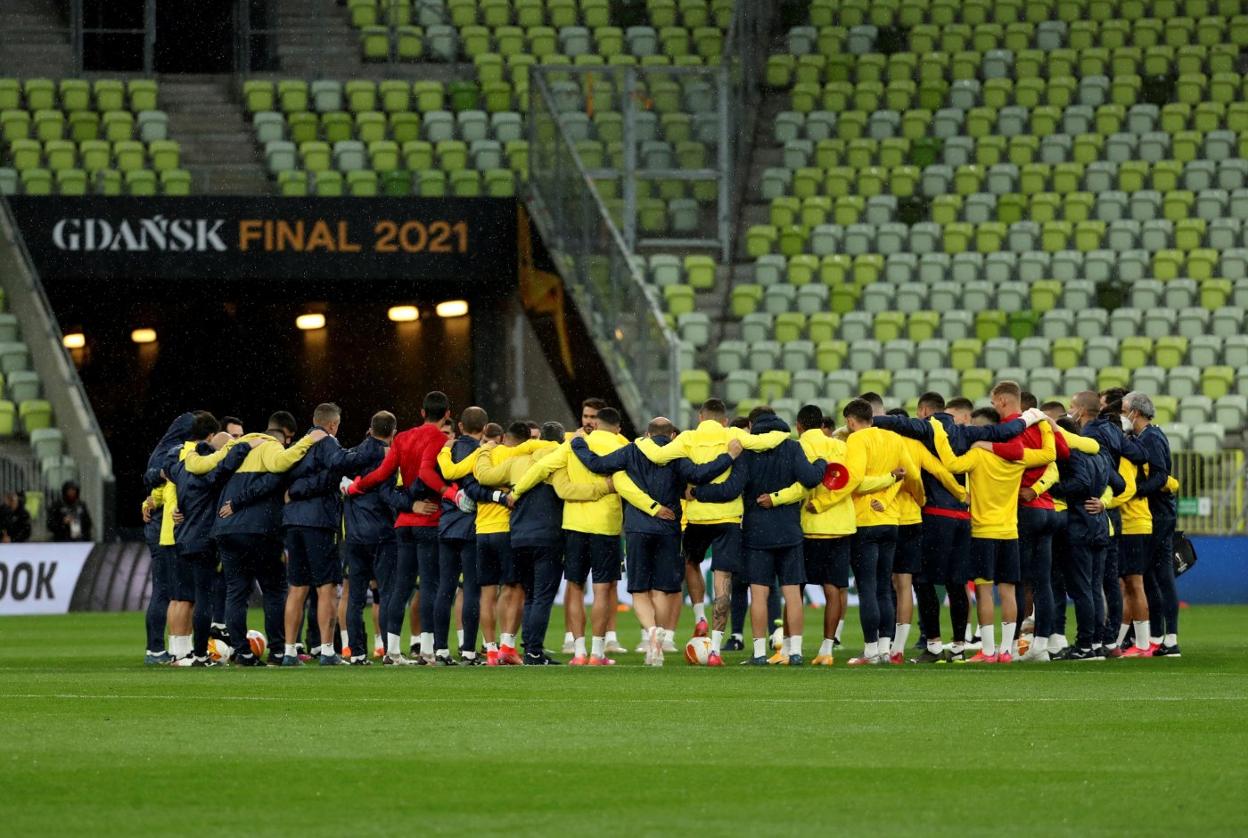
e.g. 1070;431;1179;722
47;480;92;542
1;492;31;543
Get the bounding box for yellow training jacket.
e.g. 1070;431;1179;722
633;420;788;525
777;429;892;537
463;439;542;534
159;441;197;546
1121;462;1154;535
825;427;923;527
936;420;1056;540
513;430;624;535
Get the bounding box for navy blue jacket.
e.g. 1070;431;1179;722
210;434;288;540
570;435;734;536
145;412;195;492
281;428;370;531
1135;424;1176;522
509;456;562;550
169;441;250;555
1051;448;1111;548
338;435;399;545
692;414;826;549
438;436;493;540
1080;417;1129;496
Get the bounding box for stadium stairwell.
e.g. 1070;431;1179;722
0;198;114;538
159;76;270;195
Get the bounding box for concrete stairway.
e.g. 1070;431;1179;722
159;75;271;195
0;0;75;78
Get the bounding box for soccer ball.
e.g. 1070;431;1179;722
684;636;713;665
1017;635;1032;656
247;630;267;658
207;638;233;662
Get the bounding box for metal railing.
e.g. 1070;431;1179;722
527;69;681;428
1173;450;1246;535
0;198;115;540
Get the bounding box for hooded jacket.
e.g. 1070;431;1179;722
691;413;825;549
570;435;734;536
170;440;250;554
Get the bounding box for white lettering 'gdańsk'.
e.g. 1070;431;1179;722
51;216;228;253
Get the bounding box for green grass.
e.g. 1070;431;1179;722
2;606;1247;836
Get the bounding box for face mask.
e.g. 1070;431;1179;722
1120;415;1133;432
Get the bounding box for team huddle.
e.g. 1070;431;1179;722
140;380;1182;668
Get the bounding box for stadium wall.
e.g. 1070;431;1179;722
1180;537;1248;604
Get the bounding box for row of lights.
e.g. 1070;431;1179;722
61;301;471;347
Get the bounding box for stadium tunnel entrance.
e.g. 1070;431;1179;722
11;197;624;533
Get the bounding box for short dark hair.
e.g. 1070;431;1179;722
1021;391;1038;410
842;398;872;424
972;406;1001;424
595;407;622;429
483;422;504;441
524;420;540;432
730;416;751;429
267;410;298;436
313;402;341;427
1040;400;1066;413
459;406;488;434
796;403;823;431
1056;416;1080;434
582;397;607;411
189;410;219;440
946;397;974;412
747;405;775;424
857;392;884;409
1100;386;1127;418
821;416;836;430
540;421;565;442
506;421;531;443
422;391;451;421
886;407;909;417
917;391;945;412
699;399;727;420
370;410;397;439
220;415;243;430
647;417;677;437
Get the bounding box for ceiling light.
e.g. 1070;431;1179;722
388;305;420;322
435;299;469;318
62;332;85;349
130;328;157;344
296;313;326;331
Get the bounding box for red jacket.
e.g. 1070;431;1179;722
992;413;1070;510
356;423;451;528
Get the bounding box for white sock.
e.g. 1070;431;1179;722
981;625;996;657
731;632;743;642
1000;622;1016;656
485;641;498;652
753;637;766;657
387;632;400;655
1032;634;1048;653
340;630;349;648
879;636;891;656
605;630;619;646
436;648;449;657
461;650;477;659
894;623;910;653
927;639;942;654
574;636;587;657
951;641;965;654
864;640;879;658
819;637;833;656
1150;635;1162;646
501;633;516;649
285;643;298;658
693;602;706;622
1133;621;1150;650
788;634;801;656
457;629;465;648
710;629;723;655
564;631;574;646
1116;624;1129;647
834;619;844;642
664;629;675;644
1049;633;1066;650
1165;633;1177;646
420;632;434;656
965;623;975;642
591;636;605;658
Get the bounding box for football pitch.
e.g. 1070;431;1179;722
2;606;1246;836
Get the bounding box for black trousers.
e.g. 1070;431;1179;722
387;526;437;642
516;543;563;656
1103;536;1123;644
851;525;897;644
344;540;382;655
144;543;172;653
1059;539;1099;650
1146;516;1179;637
215;533;287;657
437;537;476;652
1018;506;1059;638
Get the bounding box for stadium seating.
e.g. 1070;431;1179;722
0;78;189;196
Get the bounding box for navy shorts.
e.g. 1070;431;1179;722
747;544;805;587
477;532;516;586
170;550;209;602
970;537;1021;584
285;526;341;587
893;523;923;575
682;522;743;574
918;513;971;585
564;531;622;586
803;537;850;587
1119;533;1152;576
625;532;683;593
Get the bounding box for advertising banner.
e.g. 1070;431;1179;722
8;197;518;290
0;543;92;615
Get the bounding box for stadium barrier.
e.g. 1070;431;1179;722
0;543;92;615
1173;450;1246;536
